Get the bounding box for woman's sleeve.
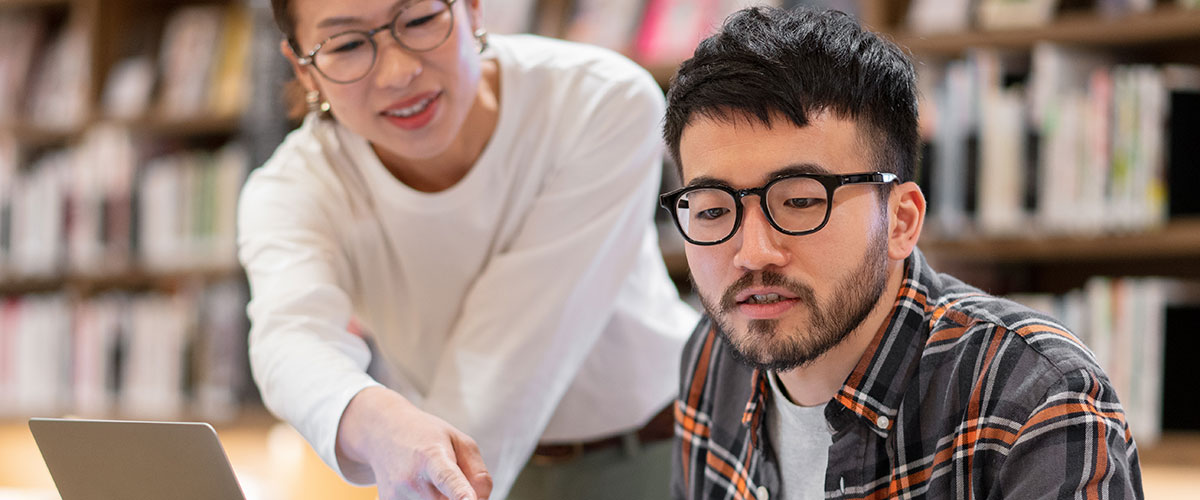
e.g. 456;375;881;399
236;162;382;484
420;68;669;498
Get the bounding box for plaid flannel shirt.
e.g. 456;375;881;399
672;249;1143;499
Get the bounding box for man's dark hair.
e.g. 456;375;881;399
663;7;919;182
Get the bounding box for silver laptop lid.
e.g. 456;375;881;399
28;418;246;500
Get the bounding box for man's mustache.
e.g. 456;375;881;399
719;270;815;312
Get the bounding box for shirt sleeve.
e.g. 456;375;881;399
237;161;382;484
997;367;1144;499
418;69;668;498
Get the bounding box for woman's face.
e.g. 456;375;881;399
284;0;484;161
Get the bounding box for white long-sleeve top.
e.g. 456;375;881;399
236;34;698;499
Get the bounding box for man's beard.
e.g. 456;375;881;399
696;228;890;372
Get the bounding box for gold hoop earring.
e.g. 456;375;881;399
473;28;489;54
306;89;331;114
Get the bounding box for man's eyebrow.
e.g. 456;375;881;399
768;163;830;181
684;176;732;189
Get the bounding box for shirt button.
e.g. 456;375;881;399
876;415;890;429
756;485;769;499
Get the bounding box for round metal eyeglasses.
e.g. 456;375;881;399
659;171;898;245
296;0;457;84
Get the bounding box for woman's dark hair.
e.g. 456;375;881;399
271;0;302;55
663;7;919;182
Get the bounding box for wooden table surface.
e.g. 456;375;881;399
0;414;377;500
1;416;1196;499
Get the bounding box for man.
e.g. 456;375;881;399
660;7;1143;499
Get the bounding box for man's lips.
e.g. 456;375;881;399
731;287;802;320
734;288;800;305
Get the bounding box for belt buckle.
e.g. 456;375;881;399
530;442;586;466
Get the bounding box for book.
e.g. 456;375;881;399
906;0;974;34
976;0;1059;29
101;56;156;120
208;4;253;119
68;124;137;275
157;5;225;120
977;86;1027;235
26;20;90;131
633;0;720;66
0;11;47;124
564;0;647;52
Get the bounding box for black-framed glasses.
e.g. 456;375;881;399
659;171;898;245
296;0;458;84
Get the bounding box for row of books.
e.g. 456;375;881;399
489;0;803;66
0;2;252;131
0;279;251;422
0;130;248;280
907;0;1198;33
1006;277;1200;445
921;47;1200;238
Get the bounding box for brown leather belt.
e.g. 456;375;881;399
530;405;675;465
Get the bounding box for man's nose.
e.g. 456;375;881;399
731;201;788;271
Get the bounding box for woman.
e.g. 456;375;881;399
238;0;698;498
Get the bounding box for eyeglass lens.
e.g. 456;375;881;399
674;177;829;243
312;0;454;83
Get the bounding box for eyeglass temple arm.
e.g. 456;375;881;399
842;172;898;184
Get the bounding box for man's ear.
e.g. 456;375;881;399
887;181;925;261
280;38;318;92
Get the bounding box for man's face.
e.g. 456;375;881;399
679;112;892;371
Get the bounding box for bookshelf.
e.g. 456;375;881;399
859;0;1200;284
890;5;1200;53
849;7;1200;493
0;0;277;424
921;217;1200;264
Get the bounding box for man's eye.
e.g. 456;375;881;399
696;207;730;220
783;198;823;209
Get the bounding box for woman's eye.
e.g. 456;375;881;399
329;39;366;54
404;14;438;29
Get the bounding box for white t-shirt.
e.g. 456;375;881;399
237;34;698;498
766;371;833;500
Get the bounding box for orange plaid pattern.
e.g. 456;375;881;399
670;250;1143;499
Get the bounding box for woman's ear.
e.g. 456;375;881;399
887;181;926;261
466;0;484;33
280;38;317;92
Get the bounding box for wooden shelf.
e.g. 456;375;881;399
1;114;242;146
0;0;71;7
1;123;85;147
647;62;679;89
124;114;242;137
0;265;242;295
893;6;1200;54
920;218;1200;264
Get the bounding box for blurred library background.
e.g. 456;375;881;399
1;0;1199;498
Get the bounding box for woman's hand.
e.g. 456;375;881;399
337;386;493;500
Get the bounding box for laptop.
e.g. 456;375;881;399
28;418;246;500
